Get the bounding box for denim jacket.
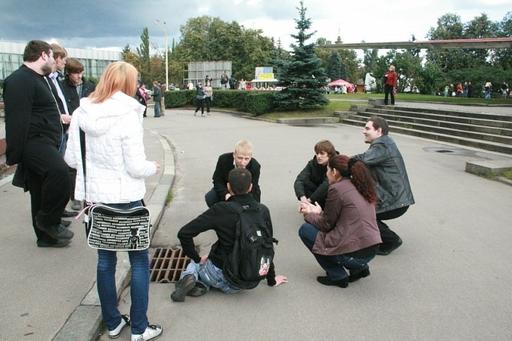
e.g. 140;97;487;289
352;135;414;213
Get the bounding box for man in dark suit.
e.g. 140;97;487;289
205;140;261;207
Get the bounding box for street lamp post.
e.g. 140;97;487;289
156;19;169;90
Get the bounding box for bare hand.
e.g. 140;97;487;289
61;114;72;124
153;161;161;172
225;193;232;201
274;275;288;287
200;255;208;264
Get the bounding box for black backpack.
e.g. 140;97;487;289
223;202;277;289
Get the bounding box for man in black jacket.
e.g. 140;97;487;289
3;40;74;247
205;139;261;207
352;116;414;255
171;168;287;302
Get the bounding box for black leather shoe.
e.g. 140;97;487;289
377;238;403;256
36;220;74;240
37;239;70;248
316;276;348;288
187;282;208;297
349;268;370;282
61;220;72;227
171;274;196;302
62;210;78;218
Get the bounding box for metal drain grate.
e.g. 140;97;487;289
149;247;190;283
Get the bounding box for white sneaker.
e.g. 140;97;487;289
109;314;130;339
131;324;163;341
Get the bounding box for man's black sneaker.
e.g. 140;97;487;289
316;276;349;288
377;237;403;256
37;239;71;248
170;274;196;302
36;220;74;240
187;282;208;297
349;268;370;282
61;220;72;227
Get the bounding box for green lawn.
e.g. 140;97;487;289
257;93;512;121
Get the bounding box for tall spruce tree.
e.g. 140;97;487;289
275;1;328;110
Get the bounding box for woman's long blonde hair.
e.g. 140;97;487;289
89;61;138;103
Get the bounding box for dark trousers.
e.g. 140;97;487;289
195;99;204;114
384;84;395;105
376;206;409;247
205;97;211;113
23;139;70;242
204;188;220;208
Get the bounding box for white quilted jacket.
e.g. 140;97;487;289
65;91;157;203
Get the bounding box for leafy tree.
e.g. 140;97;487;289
315;39;359;83
494;11;512;69
121;44;141;71
171;16;276;81
137;27;151;83
326;51;345;80
275;1;328;110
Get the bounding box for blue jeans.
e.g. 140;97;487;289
299;223;375;281
154;101;161;117
181;260;240;294
96;200;149;334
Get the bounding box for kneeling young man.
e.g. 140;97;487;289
205;140;261;207
172;168;287;302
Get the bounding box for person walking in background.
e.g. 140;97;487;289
60;57;96;211
352;116;414;256
467;81;473;98
298;155;381;288
194;82;205;116
151;81;162;117
383;65;397;105
64;61;162;341
136;80;148;117
203;81;213;114
3;40;74;247
484;81;492;99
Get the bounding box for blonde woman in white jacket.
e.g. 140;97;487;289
65;61;162;341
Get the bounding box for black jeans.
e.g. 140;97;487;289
376;206;409;247
384;84;395;105
24;139;70;242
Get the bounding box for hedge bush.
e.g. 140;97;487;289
164;89;276;115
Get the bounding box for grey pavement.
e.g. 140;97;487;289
2;102;512;341
0;124;174;341
102;107;511;341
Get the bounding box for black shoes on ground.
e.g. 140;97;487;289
36;239;71;248
316;276;349;288
36;220;74;240
377;237;403;256
170;274;196;302
349;268;370;282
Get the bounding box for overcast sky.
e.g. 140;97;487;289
0;0;509;52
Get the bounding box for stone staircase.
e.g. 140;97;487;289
340;104;512;155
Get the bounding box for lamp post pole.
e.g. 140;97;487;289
156;19;169;90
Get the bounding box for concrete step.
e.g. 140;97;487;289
365;107;512;130
276;117;340;125
340;117;512;155
373;105;512;122
357;111;512;143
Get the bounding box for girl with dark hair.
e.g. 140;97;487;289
298;155;382;288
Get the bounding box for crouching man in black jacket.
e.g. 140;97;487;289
171;168;287;302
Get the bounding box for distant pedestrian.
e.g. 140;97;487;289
383;65;397;105
136;80;148;117
484;81;492;99
204;81;213;114
352;116;415;256
151;81;162;117
3;40;74;247
194;82;205;116
467;81;473;98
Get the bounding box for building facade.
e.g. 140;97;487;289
0;40;121;84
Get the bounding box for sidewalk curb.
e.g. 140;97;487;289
52;129;176;341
